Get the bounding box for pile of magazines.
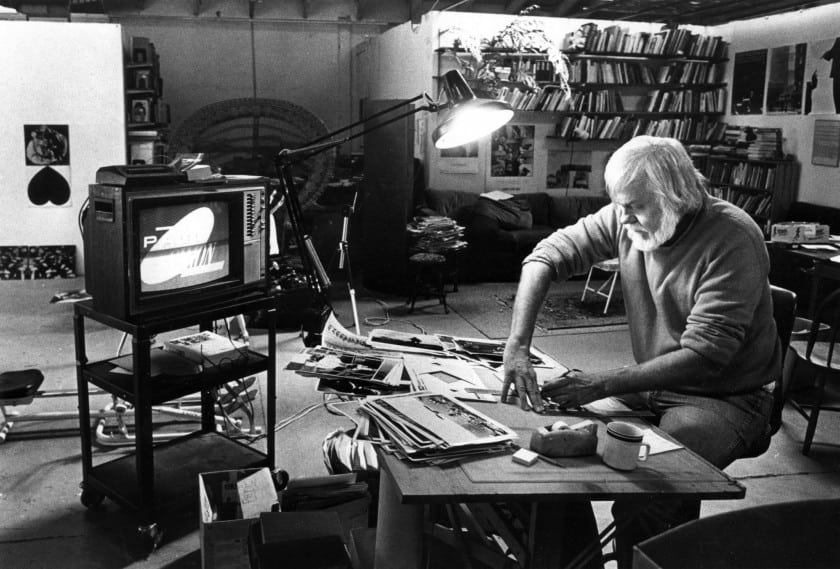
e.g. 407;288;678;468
360;391;518;465
406;215;467;254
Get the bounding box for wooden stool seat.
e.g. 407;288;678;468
581;258;621;315
407;253;449;313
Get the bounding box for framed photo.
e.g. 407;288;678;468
812;119;840;167
766;44;806;114
130;98;151;124
134;69;152;90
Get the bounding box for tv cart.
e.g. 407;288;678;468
73;295;276;552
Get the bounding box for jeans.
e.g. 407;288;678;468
611;388;774;569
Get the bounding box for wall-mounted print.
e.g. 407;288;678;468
812;119;840;167
24;124;69;166
805;37;840;115
767;44;806;114
439;140;480;174
489;124;535;178
731;49;768;115
547;149;593;190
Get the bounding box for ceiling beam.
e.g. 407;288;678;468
679;0;822;24
409;0;422;24
503;0;529;14
554;0;584;17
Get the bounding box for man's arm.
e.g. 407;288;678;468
541;347;722;408
502;261;555;412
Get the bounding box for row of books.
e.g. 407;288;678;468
707;161;778;189
708;186;773;218
554;114;726;143
647;88;726;113
568;23;728;59
567;89;625;113
569;59;722;86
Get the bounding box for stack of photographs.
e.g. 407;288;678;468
360;391;518;465
286;346;410;396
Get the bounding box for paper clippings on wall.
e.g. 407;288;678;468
812;119;840;167
489;124;535;178
439;140;479;174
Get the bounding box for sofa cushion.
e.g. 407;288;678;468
550;195;611;228
423;188;479;225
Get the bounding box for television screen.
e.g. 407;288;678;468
137;201;231;293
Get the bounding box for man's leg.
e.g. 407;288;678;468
611;388;772;569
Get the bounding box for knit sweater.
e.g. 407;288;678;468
524;196;780;395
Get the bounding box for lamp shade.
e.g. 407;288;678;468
432;70;514;149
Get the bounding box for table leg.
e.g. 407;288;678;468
374;467;424;569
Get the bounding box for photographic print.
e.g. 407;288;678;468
489;124;535;177
731;49;768;115
805;37;840;115
24;124;69;166
547;149;593;189
812;120;840;167
767;44;806;114
130;99;151;124
439;140;480;173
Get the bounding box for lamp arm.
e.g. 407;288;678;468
278;98;439;164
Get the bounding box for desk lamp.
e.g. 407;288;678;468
274;70;514;336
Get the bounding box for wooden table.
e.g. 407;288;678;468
373;401;745;569
767;242;840;316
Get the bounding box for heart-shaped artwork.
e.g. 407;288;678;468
28;166;71;206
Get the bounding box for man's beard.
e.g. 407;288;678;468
626;206;681;251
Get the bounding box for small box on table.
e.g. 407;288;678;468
770;222;830;244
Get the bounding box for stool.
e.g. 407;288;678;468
407;252;449;314
581;258;620;315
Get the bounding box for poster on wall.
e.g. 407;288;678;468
489;124;535;178
804;37;840;115
439;140;480;174
23;124;72;207
766;44;806;114
812;119;840;167
547;149;593;190
731;49;768;115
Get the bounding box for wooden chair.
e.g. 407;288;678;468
786;287;840;454
741;285;797;458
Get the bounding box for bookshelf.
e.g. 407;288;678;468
124;36;170;164
704;155;799;235
436;25;729;145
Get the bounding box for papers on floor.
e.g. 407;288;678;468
359;391;518;464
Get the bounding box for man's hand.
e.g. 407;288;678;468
540;369;606;409
502;341;544;413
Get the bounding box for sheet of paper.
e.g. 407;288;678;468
831;254;840;264
801;244;837;251
642;428;683;455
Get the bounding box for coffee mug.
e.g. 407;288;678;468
602;421;651;471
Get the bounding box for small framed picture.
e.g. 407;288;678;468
130;99;151;124
134;69;151;90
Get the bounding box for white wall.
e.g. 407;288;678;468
0;21;126;275
719;4;840;208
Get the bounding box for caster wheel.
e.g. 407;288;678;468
139;523;164;553
80;485;104;508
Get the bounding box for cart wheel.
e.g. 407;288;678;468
139;523;163;553
80;485;104;508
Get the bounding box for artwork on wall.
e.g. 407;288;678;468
731;49;768;115
439;140;479;173
489;124;535;178
23;124;72;207
767;44;806;114
805;37;840;115
812;119;840;167
547;148;593;190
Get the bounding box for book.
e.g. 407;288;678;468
163;330;248;367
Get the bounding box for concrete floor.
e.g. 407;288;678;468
1;278;839;568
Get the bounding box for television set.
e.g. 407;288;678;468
84;172;269;321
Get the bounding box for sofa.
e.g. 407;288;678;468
419;188;610;282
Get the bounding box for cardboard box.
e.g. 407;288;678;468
770;221;830;244
199;468;279;569
249;511;351;569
